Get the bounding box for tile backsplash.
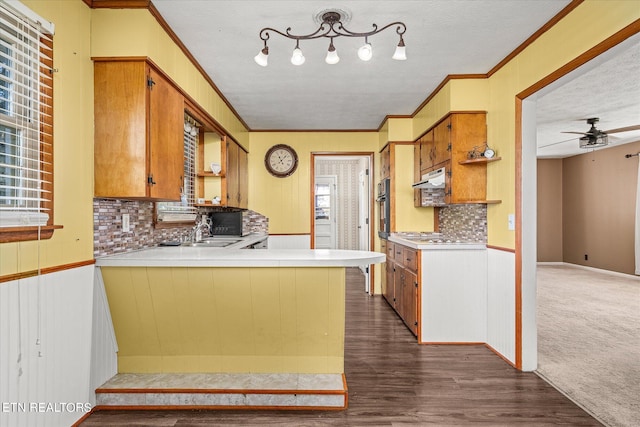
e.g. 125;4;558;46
437;204;487;242
93;199;268;258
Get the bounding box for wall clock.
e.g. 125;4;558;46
264;144;299;177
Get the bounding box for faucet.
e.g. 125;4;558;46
189;217;211;242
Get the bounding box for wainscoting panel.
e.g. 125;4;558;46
89;268;118;406
0;265;95;426
487;248;516;364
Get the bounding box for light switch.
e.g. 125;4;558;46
508;214;515;231
122;214;130;232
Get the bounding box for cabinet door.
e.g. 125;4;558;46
414;141;422;207
147;66;184;201
94;61;147;198
237;147;248;208
384;260;395;306
393;265;403;312
433;117;451;167
380;239;388;296
420;129;434;173
449;113;488;203
401;268;418;336
225;139;239;207
380;145;390;179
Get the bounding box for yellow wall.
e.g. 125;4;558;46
485;0;640;248
411;0;640;249
387;118;413;142
90;8;249;149
249;132;379;234
1;0;94;275
101;266;346;373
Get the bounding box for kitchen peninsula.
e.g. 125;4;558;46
94;246;384;409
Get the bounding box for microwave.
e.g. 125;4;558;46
207;211;248;236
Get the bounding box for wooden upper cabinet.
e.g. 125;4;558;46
94;60;184;200
224;138;248;209
413;112;492;205
433;117;451;167
420;129;434;173
380;145;391;180
447;113;488;204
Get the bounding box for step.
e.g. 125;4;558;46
95;373;347;410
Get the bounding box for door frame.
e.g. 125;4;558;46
310;152;376;288
515;27;640;370
313;174;338;249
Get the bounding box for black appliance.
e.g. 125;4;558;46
377;178;391;238
207;211;247;236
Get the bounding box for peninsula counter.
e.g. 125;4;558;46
96;249;384;375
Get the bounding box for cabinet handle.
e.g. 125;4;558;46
147;174;156;185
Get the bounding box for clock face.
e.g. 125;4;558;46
265;144;298;177
483;148;495;159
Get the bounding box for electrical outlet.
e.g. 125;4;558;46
122;214;130;232
508;214;515;231
584;254;588;261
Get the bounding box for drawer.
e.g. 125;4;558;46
403;247;418;272
386;241;395;259
394;244;405;263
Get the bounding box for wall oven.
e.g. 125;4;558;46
377;178;391;238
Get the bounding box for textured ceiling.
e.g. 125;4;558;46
536;35;640;158
150;1;639;158
152;0;571;130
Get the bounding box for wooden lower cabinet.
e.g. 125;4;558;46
381;239;419;336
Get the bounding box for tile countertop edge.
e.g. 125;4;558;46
388;235;487;250
95;249;386;268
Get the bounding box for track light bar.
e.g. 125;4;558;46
254;10;407;67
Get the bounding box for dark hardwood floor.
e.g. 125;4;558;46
80;268;601;426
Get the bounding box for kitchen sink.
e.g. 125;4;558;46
181;238;241;248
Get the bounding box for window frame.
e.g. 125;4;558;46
0;2;58;243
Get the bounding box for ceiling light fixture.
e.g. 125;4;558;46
254;10;406;67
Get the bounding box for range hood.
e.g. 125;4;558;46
412;167;446;189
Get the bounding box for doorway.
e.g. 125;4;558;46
311;153;374;293
314;175;338;249
518;31;640;370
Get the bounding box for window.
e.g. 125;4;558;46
155;116;198;224
0;1;54;240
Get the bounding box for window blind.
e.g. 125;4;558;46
0;1;53;228
156;116;198;223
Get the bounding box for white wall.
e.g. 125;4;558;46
0;265;117;426
486;249;517;365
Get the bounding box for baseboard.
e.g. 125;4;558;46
538;262;640;281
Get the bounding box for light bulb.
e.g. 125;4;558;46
358;43;373;61
291;47;305;65
254;46;269;67
392;38;406;61
325;41;339;65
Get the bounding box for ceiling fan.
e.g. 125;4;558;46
562;117;640;149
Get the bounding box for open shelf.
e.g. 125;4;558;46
197;171;225;178
458;156;502;165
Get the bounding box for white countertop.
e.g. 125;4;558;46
388;234;486;250
96;247;385;268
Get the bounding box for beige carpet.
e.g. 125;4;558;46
536;264;640;427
